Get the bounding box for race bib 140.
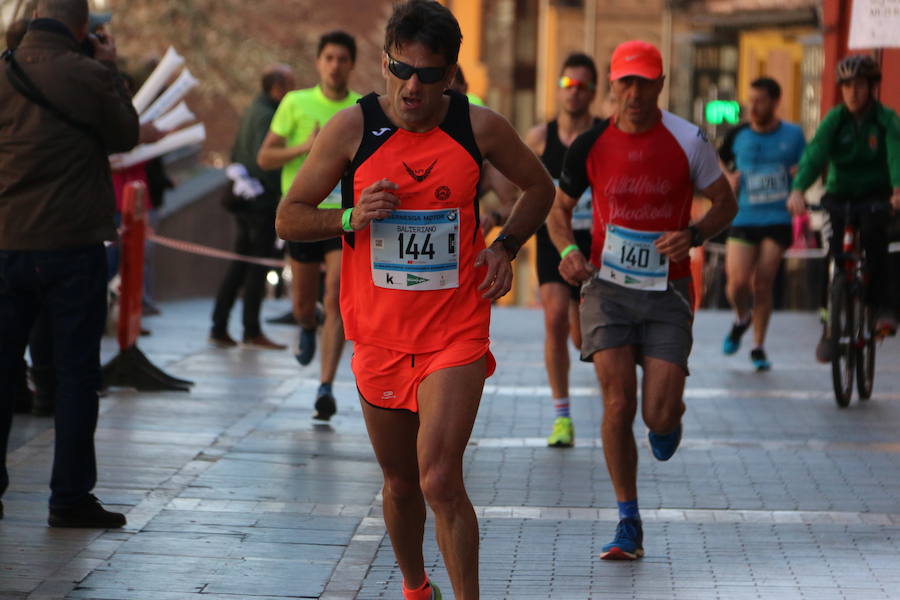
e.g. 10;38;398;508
597;224;669;291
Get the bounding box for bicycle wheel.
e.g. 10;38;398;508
856;300;876;400
829;278;854;407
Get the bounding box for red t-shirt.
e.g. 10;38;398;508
559;111;721;280
340;92;490;354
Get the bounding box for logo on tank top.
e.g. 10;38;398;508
435;186;452;201
604;175;672;197
372;128;392;136
403;159;438;183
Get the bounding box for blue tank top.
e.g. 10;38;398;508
719;121;806;227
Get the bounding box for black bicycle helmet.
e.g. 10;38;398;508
836;54;881;83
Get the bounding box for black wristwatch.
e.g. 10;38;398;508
492;233;521;261
687;224;704;247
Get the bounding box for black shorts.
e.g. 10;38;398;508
286;239;342;263
535;225;592;300
728;224;792;249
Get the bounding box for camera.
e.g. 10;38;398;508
80;31;107;58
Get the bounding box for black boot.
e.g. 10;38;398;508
30;366;56;417
48;494;126;528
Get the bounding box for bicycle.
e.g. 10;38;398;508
822;199;892;407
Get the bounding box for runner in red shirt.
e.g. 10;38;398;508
276;2;554;597
548;40;737;561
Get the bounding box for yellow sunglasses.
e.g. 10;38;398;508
559;76;596;91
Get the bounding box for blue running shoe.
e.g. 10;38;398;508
750;348;771;371
648;424;682;461
600;517;644;560
722;319;750;355
295;327;317;366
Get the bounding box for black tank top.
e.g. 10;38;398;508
540;119;603;180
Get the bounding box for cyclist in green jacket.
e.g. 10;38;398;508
788;55;900;353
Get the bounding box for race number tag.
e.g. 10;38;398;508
746;165;789;205
598;224;668;291
572;188;593;231
317;181;343;209
554;178;593;231
371;209;459;291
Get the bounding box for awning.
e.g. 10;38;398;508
688;7;819;28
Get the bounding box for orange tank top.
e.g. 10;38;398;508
340;91;490;354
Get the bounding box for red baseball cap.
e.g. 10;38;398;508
609;40;663;81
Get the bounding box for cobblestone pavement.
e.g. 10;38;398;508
2;299;899;599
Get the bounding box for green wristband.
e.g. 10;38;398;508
341;208;354;232
560;244;579;259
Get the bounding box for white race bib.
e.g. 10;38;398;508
746;165;789;205
371;209;459;291
598;224;669;291
555;178;592;231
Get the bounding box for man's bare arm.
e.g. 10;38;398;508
546;188;577;252
257;127;318;171
547;188;593;285
523;122;547;157
471;122;548;233
478;162;519;234
695;174;738;239
475;108;555;247
655;174;737;262
274;109;360;242
468;107;555;299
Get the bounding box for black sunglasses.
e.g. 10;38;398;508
387;54;448;84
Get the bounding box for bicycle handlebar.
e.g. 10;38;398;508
807;198;892;216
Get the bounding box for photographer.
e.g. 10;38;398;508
0;0;138;526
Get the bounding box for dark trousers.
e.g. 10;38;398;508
11;309;55;408
211;208;277;339
0;245;107;506
825;196;891;309
29;309;54;368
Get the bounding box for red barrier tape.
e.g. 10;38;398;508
119;182;147;350
147;233;287;268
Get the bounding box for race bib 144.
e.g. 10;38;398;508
371;209;460;291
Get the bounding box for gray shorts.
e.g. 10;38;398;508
580;276;694;373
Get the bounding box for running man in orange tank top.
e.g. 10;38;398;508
275;2;554;598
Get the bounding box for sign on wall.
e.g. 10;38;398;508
848;0;900;49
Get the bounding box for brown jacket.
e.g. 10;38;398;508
0;20;139;250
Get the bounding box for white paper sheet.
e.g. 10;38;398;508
153;102;196;132
110;123;206;169
132;47;184;114
849;0;900;49
139;68;199;125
